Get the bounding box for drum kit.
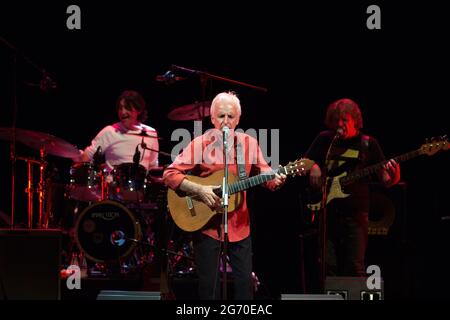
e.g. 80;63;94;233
0;125;194;278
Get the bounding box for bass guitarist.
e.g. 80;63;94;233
305;98;400;277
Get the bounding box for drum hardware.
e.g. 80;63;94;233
124;130;162;140
100;166;109;201
15;149;48;228
0;127;79;228
142;145;175;158
110;229;193;262
167;239;196;276
127;132;176;159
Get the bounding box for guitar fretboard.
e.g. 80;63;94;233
226;167;285;195
340;149;422;186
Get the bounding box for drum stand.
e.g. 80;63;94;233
16;147;48;229
100;165;109;201
120;236;192;262
114;231;193;299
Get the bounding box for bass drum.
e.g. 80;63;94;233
74;200;142;263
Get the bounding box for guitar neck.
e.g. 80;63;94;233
227;167;284;195
340;149;421;186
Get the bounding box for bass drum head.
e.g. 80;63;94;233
74;200;142;263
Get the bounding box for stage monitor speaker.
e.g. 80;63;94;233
281;294;344;300
97;290;161;300
325;276;383;300
0;229;61;300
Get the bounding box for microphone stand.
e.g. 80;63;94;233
221;128;230;300
171;64;268;93
171;64;268;121
141;144;177;158
318;132;340;292
134;129;176;158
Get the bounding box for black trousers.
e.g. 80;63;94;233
193;234;254;300
325;207;369;277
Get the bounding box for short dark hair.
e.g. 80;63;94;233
116;90;148;122
324;98;363;130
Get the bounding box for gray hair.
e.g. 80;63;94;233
210;92;242;116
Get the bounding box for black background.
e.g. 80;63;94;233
1;1;449;300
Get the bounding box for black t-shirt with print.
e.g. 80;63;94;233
305;130;386;212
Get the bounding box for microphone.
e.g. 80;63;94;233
140;130;147;149
110;230;126;246
155;70;185;85
335;128;344;137
93;146;105;166
133;144;141;165
222;126;230;150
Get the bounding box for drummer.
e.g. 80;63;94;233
73;90;159;171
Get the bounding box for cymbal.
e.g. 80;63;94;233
0;127;80;158
124;130;162;139
168;101;211;121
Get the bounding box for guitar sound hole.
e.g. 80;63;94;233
213;188;222;197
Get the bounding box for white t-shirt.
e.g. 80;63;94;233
83;122;159;170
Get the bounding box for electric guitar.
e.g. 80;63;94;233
307;136;449;211
167;158;315;232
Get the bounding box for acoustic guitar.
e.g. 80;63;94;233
168;158;315;232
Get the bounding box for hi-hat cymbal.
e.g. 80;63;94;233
124;130;162;139
0;127;80;158
168;101;211;121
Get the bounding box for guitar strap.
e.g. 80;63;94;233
235;137;247;180
360;134;370;163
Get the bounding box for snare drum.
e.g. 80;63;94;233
110;163;147;202
68;162;102;202
74;200;142;263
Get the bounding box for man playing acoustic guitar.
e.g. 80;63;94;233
163;92;287;299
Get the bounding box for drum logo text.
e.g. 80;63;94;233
91;211;120;220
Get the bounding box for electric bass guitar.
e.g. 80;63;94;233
307;136;448;211
167;158;315;232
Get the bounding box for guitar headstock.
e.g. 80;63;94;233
420;135;448;156
283;158;315;177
